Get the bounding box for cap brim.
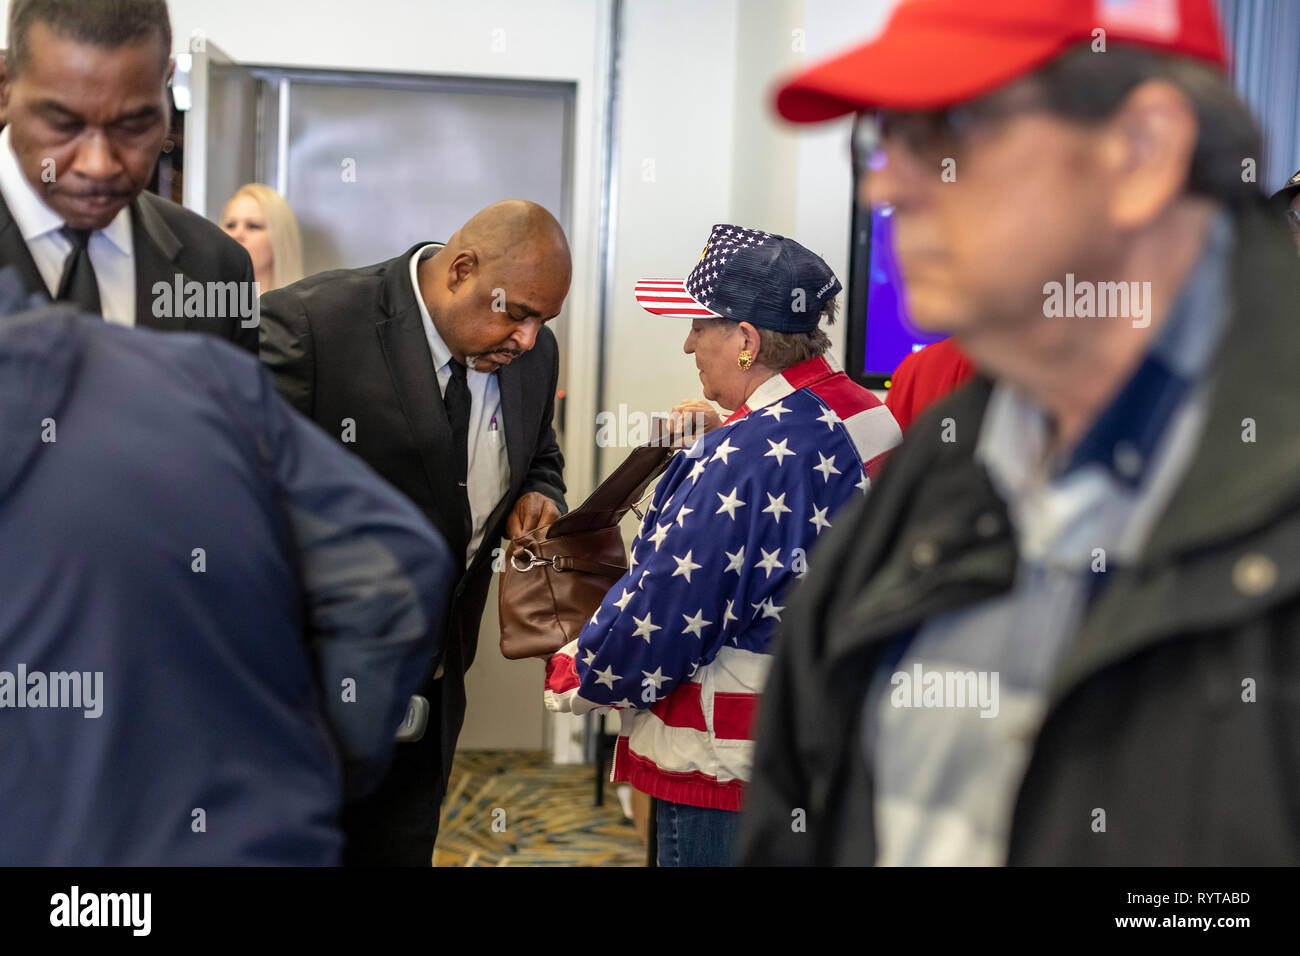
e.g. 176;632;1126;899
634;278;723;319
775;22;1073;120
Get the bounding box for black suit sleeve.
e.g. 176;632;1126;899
734;619;817;865
520;337;566;512
735;500;868;865
258;286;316;418
232;252;260;355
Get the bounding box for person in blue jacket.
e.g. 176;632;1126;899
0;268;454;865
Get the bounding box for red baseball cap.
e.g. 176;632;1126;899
775;0;1228;121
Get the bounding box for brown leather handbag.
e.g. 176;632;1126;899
499;437;677;660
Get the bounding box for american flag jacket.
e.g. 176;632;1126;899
544;355;902;810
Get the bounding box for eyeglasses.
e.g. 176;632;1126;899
851;89;1051;176
1288;208;1300;233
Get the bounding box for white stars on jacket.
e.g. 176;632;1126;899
722;601;739;628
765;437;796;466
648;521;671;550
755;547;785;578
809;505;832;535
763;493;792;524
672;550;703;583
715;486;747;519
551;379;890;714
632;613;661;642
681;608;712;638
813;451;841;482
711;437;739;465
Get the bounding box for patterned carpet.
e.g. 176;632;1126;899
432;750;647;866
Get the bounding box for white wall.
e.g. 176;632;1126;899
597;0;898;475
597;0;740;477
790;0;896;358
730;0;804;236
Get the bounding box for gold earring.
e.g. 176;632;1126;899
737;350;753;371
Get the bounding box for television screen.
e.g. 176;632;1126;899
846;203;949;389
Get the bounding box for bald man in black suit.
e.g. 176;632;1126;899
260;200;571;865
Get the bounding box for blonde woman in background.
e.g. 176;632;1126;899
220;184;305;293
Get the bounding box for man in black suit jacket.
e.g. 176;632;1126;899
0;0;256;352
260;199;571;865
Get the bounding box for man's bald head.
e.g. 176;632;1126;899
448;199;571;277
420;200;572;373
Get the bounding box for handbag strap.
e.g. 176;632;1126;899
510;547;627;576
545;440;678;537
552;555;626;574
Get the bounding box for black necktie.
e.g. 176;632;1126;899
444;359;474;554
56;226;103;317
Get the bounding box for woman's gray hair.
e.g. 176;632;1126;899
755;296;838;372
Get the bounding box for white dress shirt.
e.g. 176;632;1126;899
0;125;136;325
410;244;511;566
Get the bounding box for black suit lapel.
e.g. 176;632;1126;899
0;190;53;301
374;250;469;553
130;195;184;331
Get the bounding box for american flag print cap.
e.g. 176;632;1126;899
634;224;841;334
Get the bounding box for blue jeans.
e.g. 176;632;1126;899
656;799;739;867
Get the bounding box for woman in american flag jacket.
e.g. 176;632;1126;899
544;224;902;865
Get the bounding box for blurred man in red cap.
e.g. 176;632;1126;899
739;0;1300;865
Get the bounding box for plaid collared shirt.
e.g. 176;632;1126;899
861;213;1234;865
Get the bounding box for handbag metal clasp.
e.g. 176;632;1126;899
510;548;553;572
628;450;677;520
629;484;660;521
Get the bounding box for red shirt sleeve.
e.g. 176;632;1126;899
884;339;976;433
